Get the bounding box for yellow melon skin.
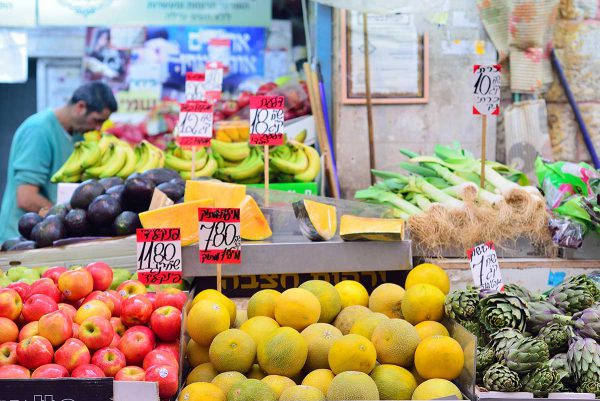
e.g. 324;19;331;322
299;280;342;323
333;305;371;335
256;327;308;378
209;329;256;373
240;316;280;345
193;289;237;326
274;288;321;331
211;372;246;396
326;371;380;401
328;334;377;374
370;364;417;400
187;300;231;346
414;335;464;380
247;290;281;319
184;180;246;208
179;382;225;401
335;280;369;308
301;323;343;370
401;283;446;325
227;378;277;401
186;338;210;367
371;318;420;367
186;362;219;385
405;263;450;295
246;364;267;380
411;379;462;400
350;313;388;339
261;375;296;398
368;283;405;318
414;321;449;340
302;369;335;395
280;385;325;401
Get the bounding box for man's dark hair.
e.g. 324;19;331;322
70;82;118;113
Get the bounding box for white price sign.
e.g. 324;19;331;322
467;241;504;291
136;228;182;285
205;61;224;103
472;64;501;115
177;101;213;147
249;95;285;146
185;72;205;101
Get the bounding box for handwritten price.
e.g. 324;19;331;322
198;208;241;264
468;241;503;291
178;101;213;147
249;96;285;146
472;65;501;115
136;228;182;285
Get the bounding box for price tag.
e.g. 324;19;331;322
467;241;504;291
249;96;285;146
205;62;224;103
207;38;231;69
1;378;113;401
177;101;213;147
136;228;182;285
198;208;241;264
472;64;501;115
185;72;206;101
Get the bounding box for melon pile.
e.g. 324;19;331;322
180;263;466;401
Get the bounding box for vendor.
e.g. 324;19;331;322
0;82;117;242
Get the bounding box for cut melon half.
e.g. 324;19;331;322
339;215;404;241
240;195;272;241
184;180;246;208
139;199;214;246
292;199;337;241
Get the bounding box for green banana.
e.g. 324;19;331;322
211;139;250;162
174;146;206;160
294;144;321;182
219;147;264;181
270;145;308;175
237;175;263;184
294;129;307;143
116;143;137;179
135;143;150;172
165;152;208;171
272;144;292;160
180;155;218;179
212;150;226;169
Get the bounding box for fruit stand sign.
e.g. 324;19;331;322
249;95;285;146
0;378;113;401
185;72;206;102
198;208;242;264
205;61;225;103
467;241;504;291
136;228;182;285
177;101;213;147
472;64;501;115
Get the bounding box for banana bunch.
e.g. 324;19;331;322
215;146;265;184
164;144;217;179
270;142;320;183
133;140;165;175
214;123;250;143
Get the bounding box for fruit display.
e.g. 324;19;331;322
446;274;600;397
0;262;186;399
355;144;550;253
180;263;465;400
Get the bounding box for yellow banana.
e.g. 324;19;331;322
180;155;217;179
98;144;127;178
294;144;321;182
215;130;233;143
98;134;119;154
61;145;85;177
116;143;137;179
135;144;150;172
80;141;102;169
210;139;250;162
174;146;206;160
219;147;264;181
270;146;308;175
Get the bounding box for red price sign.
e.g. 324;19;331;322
472;64;501;115
177;101;213;147
467;241;504;291
185;72;205;101
136;228;182;285
198;208;241;264
249;96;285;146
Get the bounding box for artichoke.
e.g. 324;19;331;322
566;274;600;302
526;301;563;334
476;346;495;382
577;380;600;396
504;283;542;302
504;337;550;373
479;293;530;333
521;365;563;397
488;328;524;360
538;322;570;353
571;305;600;341
445;287;479;322
548;280;596;314
567;336;600;384
482;363;521;392
461;320;485;342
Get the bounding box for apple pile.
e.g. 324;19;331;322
0;262;186;399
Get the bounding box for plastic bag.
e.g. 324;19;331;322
548;216;585;249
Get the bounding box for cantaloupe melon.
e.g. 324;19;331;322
301;323;343;370
211;372;246;395
302;369;335;395
261;375;296;398
257;327;308;377
209;329;256;373
280;385;325;401
139;199;214;246
227;378;277;401
240;195;272;240
184;180;246;207
326;371;380;400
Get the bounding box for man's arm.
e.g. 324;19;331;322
16;184;53;213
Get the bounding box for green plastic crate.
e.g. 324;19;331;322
246;182;318;195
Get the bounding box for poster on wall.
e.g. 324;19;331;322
83;26;266;120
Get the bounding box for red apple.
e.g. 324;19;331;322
123;326;156;348
115;365;145;381
58;303;77;322
110;317;126;336
0;342;17;366
146;292;157;309
78;316;114;350
42;266;67;284
155;288;186;311
22;294;58;322
145;364;178;398
118;330;154;366
142;349;178;370
71;363;105;378
18;321;39;341
0;364;30;378
7;282;30;302
0;289;23;320
74;300;111;324
84;262;113;291
38;310;72;347
32;363;69;378
155;342;180;361
58;269;94;302
105;290;122;317
54;338;90;372
121;295;152;327
110;332;120;347
16;335;53;369
72;323;80;338
84;291;115;316
149;306;181;342
27;278;61;303
0;317;18;344
91;346;126;377
117;280;147;299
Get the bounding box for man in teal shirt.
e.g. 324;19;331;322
0;82;117;242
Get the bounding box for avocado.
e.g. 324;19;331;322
99;177;124;191
156;182;184;202
70;180;105;209
31;215;67;248
2;236;24;251
122;176;155;213
176;197;184;204
113;211;141;236
87;194;122;226
94;225;115;236
168;177;185;186
18;212;43;239
142;168;181;185
106;184;125;202
8;240;37;251
127;172;142;180
47;203;71;221
64;209;90;237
